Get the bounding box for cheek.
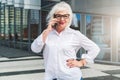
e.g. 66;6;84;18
65;19;70;25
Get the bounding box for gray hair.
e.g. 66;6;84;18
46;1;73;28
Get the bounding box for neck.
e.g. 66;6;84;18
55;27;65;33
56;29;63;33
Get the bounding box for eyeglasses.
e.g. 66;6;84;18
54;14;70;19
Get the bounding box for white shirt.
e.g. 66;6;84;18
31;27;100;80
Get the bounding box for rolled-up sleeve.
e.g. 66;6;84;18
79;32;100;63
31;34;45;53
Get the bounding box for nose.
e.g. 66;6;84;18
59;17;65;20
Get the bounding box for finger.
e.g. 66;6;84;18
66;61;72;66
66;61;76;68
69;63;75;68
67;63;72;67
66;58;74;62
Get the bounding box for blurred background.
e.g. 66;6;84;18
0;0;120;66
0;0;120;80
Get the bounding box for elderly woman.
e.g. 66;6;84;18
31;1;100;80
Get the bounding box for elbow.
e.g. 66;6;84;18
92;45;100;61
97;45;100;54
96;46;100;54
82;46;100;64
31;44;36;53
31;43;41;53
93;45;100;58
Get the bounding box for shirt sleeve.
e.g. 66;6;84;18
78;31;100;63
31;34;45;53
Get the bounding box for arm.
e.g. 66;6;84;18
31;16;58;53
31;25;53;53
80;33;100;64
66;31;100;68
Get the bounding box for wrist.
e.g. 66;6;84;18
78;59;87;67
81;59;87;66
43;29;51;33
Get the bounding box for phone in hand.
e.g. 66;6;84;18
52;23;58;29
52;14;58;29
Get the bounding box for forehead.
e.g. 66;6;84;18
55;10;69;14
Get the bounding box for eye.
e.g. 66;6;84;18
56;15;61;18
63;14;69;18
54;14;61;18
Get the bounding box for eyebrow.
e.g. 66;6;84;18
54;14;70;17
55;14;70;15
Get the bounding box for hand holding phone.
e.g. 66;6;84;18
52;23;58;29
52;14;59;29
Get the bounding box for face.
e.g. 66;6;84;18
54;10;70;31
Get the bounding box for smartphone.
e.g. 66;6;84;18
52;23;58;29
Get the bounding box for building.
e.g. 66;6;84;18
0;0;120;64
0;0;40;51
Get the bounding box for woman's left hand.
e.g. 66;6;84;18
66;58;86;68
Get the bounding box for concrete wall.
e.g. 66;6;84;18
71;0;120;16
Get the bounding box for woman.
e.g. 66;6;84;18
31;1;100;80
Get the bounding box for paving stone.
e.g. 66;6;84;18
103;69;120;74
84;76;120;80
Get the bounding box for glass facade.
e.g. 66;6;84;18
0;3;5;40
0;1;40;51
117;18;120;62
86;15;112;62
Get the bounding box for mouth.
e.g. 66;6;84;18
59;22;65;25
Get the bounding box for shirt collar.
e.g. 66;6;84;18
53;27;70;36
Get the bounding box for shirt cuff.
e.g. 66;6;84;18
81;54;94;64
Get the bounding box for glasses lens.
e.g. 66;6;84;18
63;14;69;19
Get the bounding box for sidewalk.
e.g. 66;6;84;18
0;46;120;80
0;46;44;80
82;63;120;80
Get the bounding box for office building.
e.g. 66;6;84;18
0;0;120;64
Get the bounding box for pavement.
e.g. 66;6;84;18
0;45;120;80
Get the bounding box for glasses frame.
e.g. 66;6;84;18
54;14;70;19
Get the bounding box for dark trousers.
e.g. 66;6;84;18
81;77;83;80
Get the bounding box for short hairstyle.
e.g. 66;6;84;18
46;1;73;28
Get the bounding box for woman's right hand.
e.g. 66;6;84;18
47;18;58;31
42;18;58;43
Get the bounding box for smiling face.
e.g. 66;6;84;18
54;10;70;32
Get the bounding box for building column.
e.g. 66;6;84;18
111;17;118;62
